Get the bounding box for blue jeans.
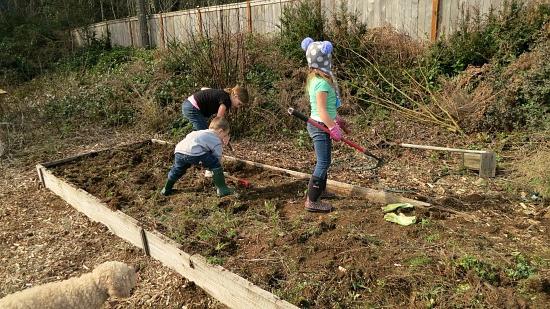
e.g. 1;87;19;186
182;100;208;131
167;152;221;182
307;122;332;179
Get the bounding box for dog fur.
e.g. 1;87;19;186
0;261;136;309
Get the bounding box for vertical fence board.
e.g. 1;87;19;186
417;0;432;40
379;0;387;25
74;0;529;46
401;0;408;34
438;0;451;37
411;0;419;38
388;0;397;27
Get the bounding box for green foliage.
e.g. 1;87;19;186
425;1;550;77
479;39;550;132
278;0;324;61
457;255;500;284
325;1;368;80
505;254;536;281
0;14;69;84
515;48;550;130
245;63;277;91
294;129;310;149
405;255;432;267
37;47;162;131
43;84;136;128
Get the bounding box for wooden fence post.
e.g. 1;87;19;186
246;0;253;33
159;12;166;48
219;8;225;36
128;18;134;47
197;7;204;37
431;0;440;41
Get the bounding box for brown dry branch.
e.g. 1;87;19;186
344;47;463;134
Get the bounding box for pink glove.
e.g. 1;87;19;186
335;116;351;134
329;124;343;141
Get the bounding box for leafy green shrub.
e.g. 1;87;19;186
57;37;112;71
43;84;136;128
425;0;550;77
278;0;324;61
0;14;69;84
457;255;500;284
506;254;536;281
478;38;550;132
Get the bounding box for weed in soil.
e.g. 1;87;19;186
50;141;550;307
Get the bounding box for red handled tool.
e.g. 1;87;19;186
288;107;383;170
224;173;252;188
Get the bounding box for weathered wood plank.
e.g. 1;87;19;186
41;140;149;168
398;143;488;154
74;0;540;47
463;152;496;178
38;166;144;247
480;151;497;178
411;0;419;38
38;163;298;309
144;229;296;308
223;156;431;207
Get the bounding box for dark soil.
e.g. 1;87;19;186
49;140;550;308
0;136;225;309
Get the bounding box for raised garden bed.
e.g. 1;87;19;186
38;140;549;308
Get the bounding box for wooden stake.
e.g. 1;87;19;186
140;228;151;256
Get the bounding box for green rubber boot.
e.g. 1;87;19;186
212;167;234;197
160;179;176;196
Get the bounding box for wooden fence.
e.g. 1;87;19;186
72;0;520;47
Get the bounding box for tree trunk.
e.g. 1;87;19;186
110;0;117;19
100;0;105;20
135;0;150;47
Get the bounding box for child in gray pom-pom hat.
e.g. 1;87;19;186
300;37;351;213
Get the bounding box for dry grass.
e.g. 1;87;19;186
438;65;496;133
361;26;423;67
512;143;550;199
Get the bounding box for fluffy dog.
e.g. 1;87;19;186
0;261;136;309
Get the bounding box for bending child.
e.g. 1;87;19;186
301;37;349;213
161;116;234;197
182;85;249;131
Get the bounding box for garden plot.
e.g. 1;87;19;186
46;140;549;308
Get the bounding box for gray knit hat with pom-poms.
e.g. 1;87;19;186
301;37;333;75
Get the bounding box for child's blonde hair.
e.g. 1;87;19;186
209;116;230;132
305;68;334;95
224;85;249;105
